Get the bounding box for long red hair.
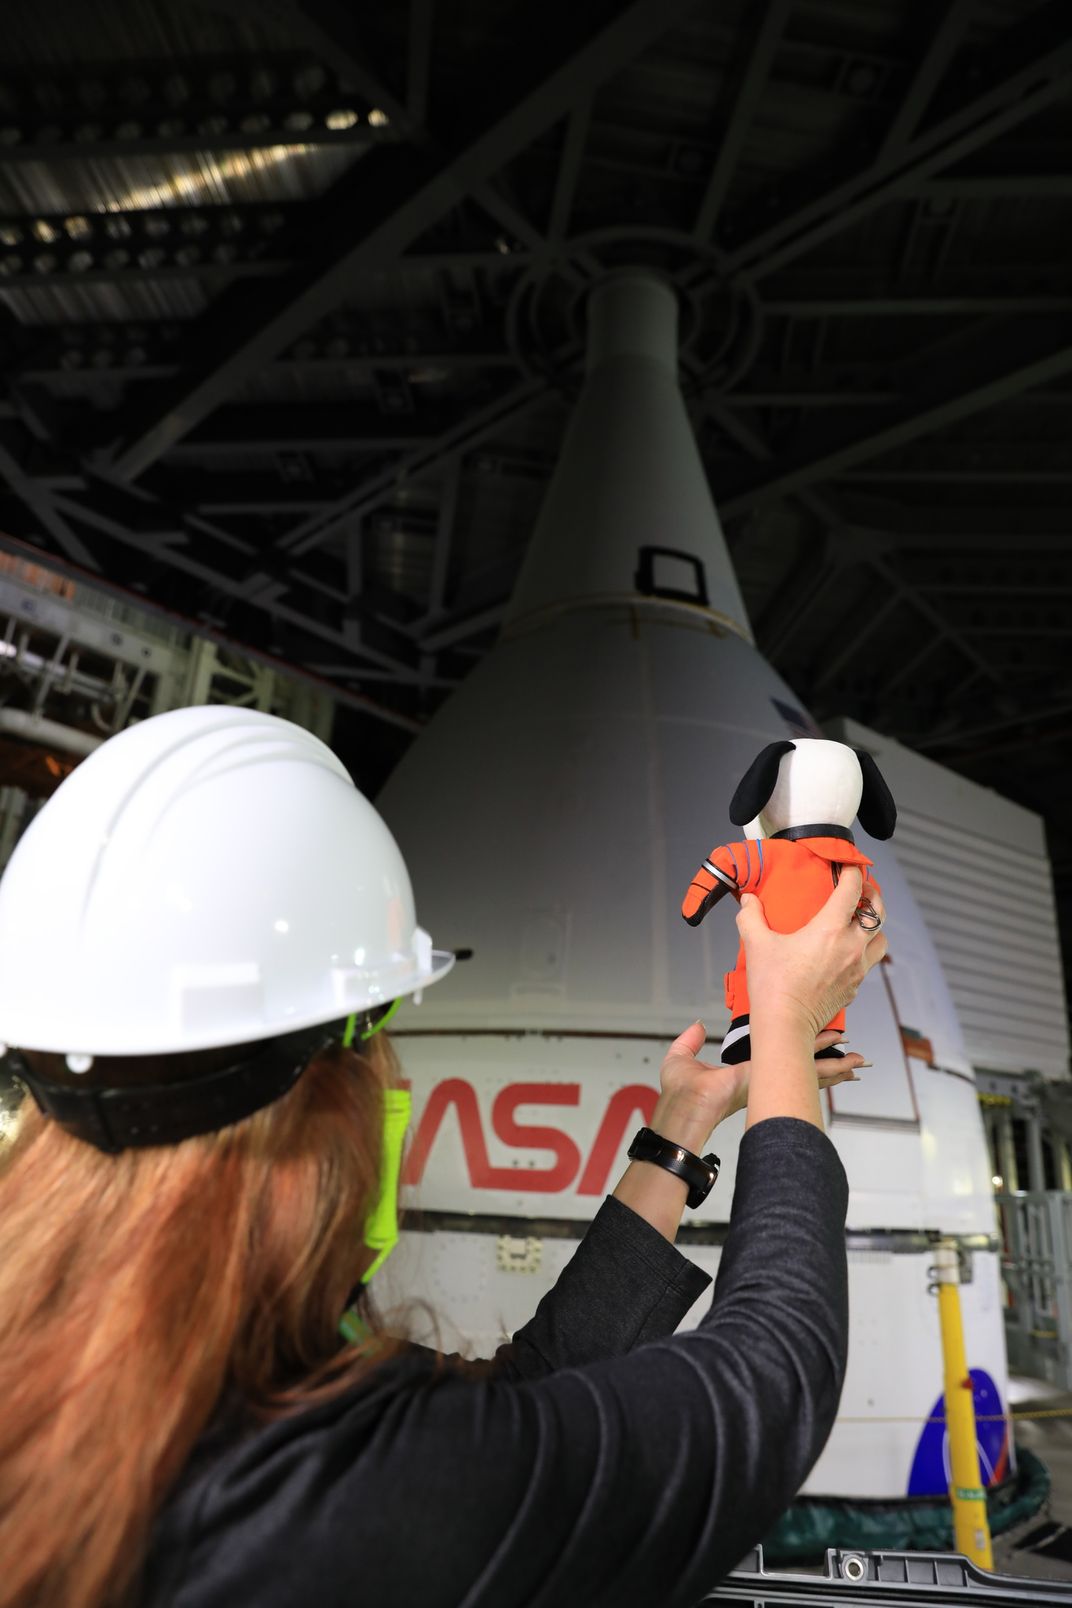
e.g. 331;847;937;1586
0;1039;403;1608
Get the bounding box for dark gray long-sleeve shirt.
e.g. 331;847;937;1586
143;1116;849;1608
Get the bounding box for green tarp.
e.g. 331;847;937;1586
762;1448;1050;1564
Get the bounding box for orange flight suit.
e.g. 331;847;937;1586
681;835;879;1033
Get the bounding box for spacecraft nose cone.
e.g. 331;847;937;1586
503;269;751;640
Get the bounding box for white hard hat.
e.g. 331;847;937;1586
0;706;454;1057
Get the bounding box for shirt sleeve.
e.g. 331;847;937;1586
489;1196;712;1380
341;1118;851;1608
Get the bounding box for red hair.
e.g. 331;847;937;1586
0;1040;403;1608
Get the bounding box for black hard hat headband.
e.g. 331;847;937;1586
4;1010;390;1154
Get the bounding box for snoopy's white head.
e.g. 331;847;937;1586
728;738;896;840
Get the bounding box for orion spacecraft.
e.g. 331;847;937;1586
378;270;1006;1501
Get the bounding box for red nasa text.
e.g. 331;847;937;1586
401;1080;659;1195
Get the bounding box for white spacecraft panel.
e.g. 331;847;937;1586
800;1248;1009;1499
829;717;1069;1080
385;1222;1009;1503
394;1025;996;1238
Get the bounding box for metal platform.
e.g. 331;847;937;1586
714;1547;1072;1606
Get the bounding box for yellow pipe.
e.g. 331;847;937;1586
935;1245;994;1570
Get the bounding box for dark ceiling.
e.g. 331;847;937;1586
0;0;1069;1009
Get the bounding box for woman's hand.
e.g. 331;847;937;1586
650;1022;869;1153
737;864;888;1042
736;865;890;1132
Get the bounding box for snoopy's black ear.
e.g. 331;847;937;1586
855;749;897;840
728;741;796;825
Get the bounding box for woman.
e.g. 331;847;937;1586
0;707;885;1608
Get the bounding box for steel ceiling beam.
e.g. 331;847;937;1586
915;700;1072;753
696;401;1004;693
280;373;553;557
0;443;102;572
6;465;430;693
877;0;975;159
691;400;854;654
841;470;1072;485
920;174;1072;199
0;260;289;289
421;458;461;624
164;403;460;454
420;602;507;652
834;495;1072;548
761;286;1072;318
41;490;430;711
717;320;1072;515
877;633;945;696
693;0;792;242
755;537;846;659
14;334;517;384
284;0;548;255
808;592;903;695
108;0;689;484
547;100;592;245
719;1;1072;281
408;0;434;125
868;555;1003;687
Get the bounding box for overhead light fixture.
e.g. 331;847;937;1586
368;108;389;128
326;109;360;130
107;145;313;213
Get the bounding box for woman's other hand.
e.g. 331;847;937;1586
653;1022;869;1148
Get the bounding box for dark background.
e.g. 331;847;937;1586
0;0;1068;1016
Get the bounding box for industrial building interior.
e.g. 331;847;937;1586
0;0;1070;1596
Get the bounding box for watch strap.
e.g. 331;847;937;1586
626;1126;720;1209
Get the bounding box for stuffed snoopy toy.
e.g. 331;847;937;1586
681;739;896;1065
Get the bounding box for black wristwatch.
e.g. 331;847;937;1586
627;1127;720;1209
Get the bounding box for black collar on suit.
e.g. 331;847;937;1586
770;824;856;844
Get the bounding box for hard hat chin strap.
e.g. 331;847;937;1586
4;1022;349;1154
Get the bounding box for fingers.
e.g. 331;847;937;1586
666;1020;707;1060
814;865;864;930
863;930;889;972
735;891;768;939
817;1052;867;1087
819;1068;861;1087
863;881;886;926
